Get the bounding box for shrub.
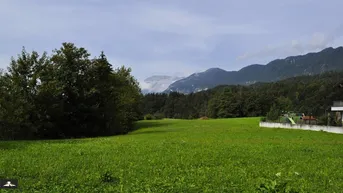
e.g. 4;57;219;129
260;117;267;122
153;113;164;120
316;115;328;126
144;114;153;120
266;104;280;121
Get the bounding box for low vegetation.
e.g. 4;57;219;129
1;118;343;192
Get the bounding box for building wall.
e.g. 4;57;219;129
259;122;343;134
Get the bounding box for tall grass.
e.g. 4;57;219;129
0;118;343;192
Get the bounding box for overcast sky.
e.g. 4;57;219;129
1;0;343;85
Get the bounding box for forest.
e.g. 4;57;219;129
0;43;142;140
143;71;343;123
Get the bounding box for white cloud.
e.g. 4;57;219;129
237;24;343;61
108;56;205;83
2;0;342;85
128;4;270;53
0;0;269;62
130;5;269;37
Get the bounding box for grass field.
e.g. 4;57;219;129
1;118;343;192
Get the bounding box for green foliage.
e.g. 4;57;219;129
143;71;343;121
257;172;302;193
276;96;293;112
316;115;328;126
144;113;163;120
144;114;153;120
1;118;343;192
153;113;164;120
266;104;280;121
100;171;120;184
0;43;142;140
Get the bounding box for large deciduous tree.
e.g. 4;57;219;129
0;43;142;140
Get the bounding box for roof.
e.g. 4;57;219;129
331;107;343;111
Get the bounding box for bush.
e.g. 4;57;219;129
144;114;153;120
260;117;267;122
153;113;164;120
266;104;280;121
316;115;328;126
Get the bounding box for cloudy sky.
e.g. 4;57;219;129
1;0;343;86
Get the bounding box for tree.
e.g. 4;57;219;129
266;104;280;121
207;96;220;118
141;71;343;121
111;66;143;134
275;96;293;112
0;48;49;139
0;43;143;140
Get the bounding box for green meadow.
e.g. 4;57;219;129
1;118;343;192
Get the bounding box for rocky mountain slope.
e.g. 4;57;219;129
164;47;343;93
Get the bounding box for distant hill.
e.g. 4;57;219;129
143;70;343;120
164;47;343;93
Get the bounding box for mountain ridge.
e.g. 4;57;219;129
163;46;343;93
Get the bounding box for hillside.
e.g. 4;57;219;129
164;47;343;94
144;71;343;119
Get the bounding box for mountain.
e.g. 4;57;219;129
141;75;183;94
164;47;343;93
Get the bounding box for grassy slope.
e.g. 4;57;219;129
1;118;343;192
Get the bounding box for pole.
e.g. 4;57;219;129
308;113;312;125
325;108;329;126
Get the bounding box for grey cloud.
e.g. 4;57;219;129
1;0;343;83
238;24;343;61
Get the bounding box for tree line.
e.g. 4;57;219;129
0;43;142;140
143;71;343;122
2;43;342;140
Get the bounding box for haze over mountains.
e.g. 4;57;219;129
141;75;184;94
141;46;343;94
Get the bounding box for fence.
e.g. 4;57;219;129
259;122;343;134
264;113;343;127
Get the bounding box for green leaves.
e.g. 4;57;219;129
257;172;303;193
0;42;142;140
144;70;343;121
